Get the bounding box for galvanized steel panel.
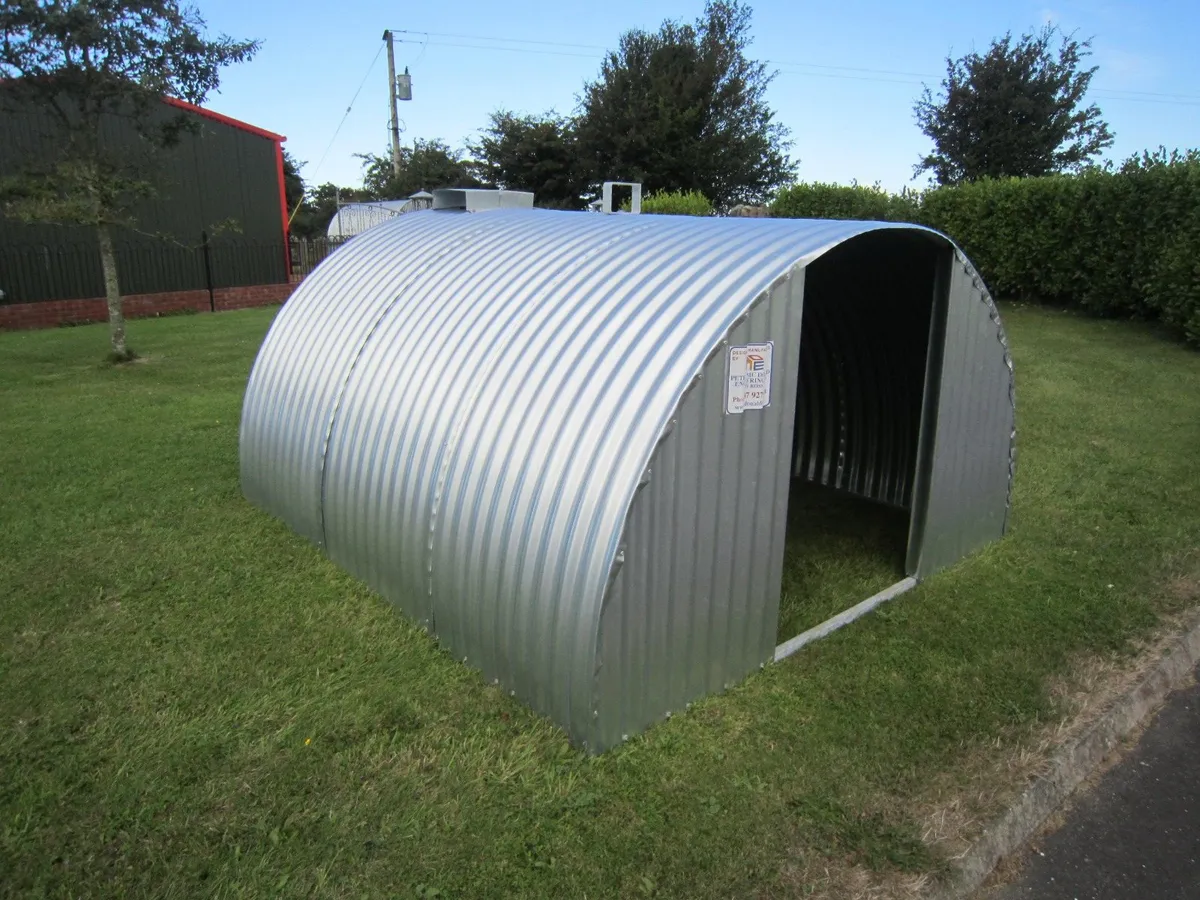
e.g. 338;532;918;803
595;273;805;749
914;252;1016;576
793;233;946;510
240;208;1015;751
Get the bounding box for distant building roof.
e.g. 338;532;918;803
325;197;432;238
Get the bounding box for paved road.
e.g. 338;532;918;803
990;671;1200;900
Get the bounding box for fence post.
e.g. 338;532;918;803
201;231;215;312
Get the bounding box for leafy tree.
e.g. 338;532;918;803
358;139;478;199
0;0;258;360
575;0;793;208
470;111;590;209
913;26;1114;185
282;150;305;222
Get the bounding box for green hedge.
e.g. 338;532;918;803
771;181;920;222
770;152;1200;346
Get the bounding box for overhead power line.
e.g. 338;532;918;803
387;28;1200;106
310;41;387;181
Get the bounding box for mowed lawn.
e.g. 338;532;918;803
2;305;1198;899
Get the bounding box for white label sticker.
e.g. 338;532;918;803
725;342;773;414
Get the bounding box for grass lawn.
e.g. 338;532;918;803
2;305;1198;898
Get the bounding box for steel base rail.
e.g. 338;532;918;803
774;576;919;663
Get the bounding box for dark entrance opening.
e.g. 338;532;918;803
777;231;947;642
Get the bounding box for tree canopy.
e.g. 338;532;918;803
470;111;590;209
913;26;1114;185
574;0;793;208
357;140;478;200
0;0;258;358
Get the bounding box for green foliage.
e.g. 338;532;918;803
628;189;713;216
771;182;920;222
281;150;306;229
357;139;478;199
575;0;794;208
771;150;1200;346
0;0;258;356
289;182;374;239
470;110;590;209
0;1;259;231
914;26;1113;185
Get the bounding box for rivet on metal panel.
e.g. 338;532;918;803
593;710;599;718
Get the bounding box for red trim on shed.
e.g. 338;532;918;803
160;95;290;260
161;95;287;142
275;141;290;263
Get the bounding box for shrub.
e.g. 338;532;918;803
625;189;713;216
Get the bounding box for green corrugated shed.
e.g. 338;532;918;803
0;91;288;303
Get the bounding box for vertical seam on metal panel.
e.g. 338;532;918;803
315;223;491;553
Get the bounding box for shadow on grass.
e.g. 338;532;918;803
776;481;909;643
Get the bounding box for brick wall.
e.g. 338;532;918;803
0;281;297;331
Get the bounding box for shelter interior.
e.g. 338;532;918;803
778;231;950;641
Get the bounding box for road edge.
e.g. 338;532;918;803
931;608;1200;900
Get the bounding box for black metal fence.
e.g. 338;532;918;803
0;236;352;305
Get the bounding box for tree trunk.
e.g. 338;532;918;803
96;223;128;359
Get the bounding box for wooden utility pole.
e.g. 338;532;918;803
383;29;402;180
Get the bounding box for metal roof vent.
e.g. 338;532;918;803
432;188;535;212
600;181;642;214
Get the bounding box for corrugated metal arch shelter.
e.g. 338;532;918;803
241;207;1015;752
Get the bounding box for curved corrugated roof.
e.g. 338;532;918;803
241;208;957;742
325;200;422;238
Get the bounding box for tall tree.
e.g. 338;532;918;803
358;139;478;199
575;0;793;208
0;1;258;360
913;26;1114;185
470;111;591;209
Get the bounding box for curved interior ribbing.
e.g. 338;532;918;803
793;231;943;509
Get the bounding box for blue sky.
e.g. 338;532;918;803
198;0;1199;194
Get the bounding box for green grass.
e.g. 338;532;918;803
1;305;1198;898
777;483;909;641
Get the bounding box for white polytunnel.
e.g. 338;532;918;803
240;200;1016;752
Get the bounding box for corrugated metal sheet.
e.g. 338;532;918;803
596;273;805;749
793;232;944;509
913;252;1016;575
240;208;1015;751
0;90;286;297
